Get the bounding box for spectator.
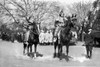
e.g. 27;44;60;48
44;31;49;45
71;30;78;43
39;30;45;45
48;30;53;45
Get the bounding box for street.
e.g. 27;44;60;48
0;40;100;67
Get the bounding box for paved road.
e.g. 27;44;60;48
0;40;100;67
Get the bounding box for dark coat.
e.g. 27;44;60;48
84;33;94;45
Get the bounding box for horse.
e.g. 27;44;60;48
53;17;74;61
23;22;39;58
59;22;74;60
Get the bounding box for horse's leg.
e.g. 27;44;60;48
34;44;37;58
66;42;70;61
66;43;69;56
58;44;60;58
30;44;33;53
29;44;33;58
60;45;62;60
27;44;30;55
89;49;91;59
86;45;89;58
58;44;62;60
89;45;93;59
23;43;27;55
53;42;57;58
90;50;92;59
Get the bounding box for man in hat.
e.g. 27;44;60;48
84;28;94;59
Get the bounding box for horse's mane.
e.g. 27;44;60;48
61;20;74;37
29;22;39;35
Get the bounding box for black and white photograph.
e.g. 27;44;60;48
0;0;100;67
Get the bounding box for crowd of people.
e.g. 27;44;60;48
39;30;53;45
39;29;78;45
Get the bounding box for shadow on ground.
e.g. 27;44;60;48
54;53;73;62
60;53;73;61
28;52;43;58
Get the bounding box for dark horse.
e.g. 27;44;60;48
23;22;39;58
53;17;74;60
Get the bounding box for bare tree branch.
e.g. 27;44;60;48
0;3;17;23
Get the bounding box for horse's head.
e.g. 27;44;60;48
64;16;75;28
28;22;39;35
64;20;74;30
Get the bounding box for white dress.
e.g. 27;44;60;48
39;32;45;43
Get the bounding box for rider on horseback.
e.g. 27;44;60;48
54;20;62;44
23;26;30;45
23;22;39;56
23;23;34;44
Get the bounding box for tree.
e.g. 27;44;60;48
67;1;92;25
0;0;62;32
90;0;100;31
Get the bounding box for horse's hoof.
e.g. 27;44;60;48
86;55;89;58
89;56;92;59
27;53;30;56
59;56;62;60
53;53;56;58
59;58;62;60
66;58;69;62
59;57;63;61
